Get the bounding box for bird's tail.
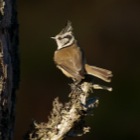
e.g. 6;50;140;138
85;64;113;82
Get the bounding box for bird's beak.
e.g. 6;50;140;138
51;37;56;39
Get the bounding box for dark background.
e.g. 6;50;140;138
15;0;140;140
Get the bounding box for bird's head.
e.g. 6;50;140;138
51;21;75;50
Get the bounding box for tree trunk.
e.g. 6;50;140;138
0;0;19;140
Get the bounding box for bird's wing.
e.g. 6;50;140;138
54;45;85;81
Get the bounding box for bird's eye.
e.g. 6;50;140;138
58;37;62;40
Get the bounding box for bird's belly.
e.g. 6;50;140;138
57;65;73;78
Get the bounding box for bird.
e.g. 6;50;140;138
51;21;113;84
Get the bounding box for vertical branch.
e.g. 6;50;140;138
0;0;19;140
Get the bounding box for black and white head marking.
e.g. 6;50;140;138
51;21;75;50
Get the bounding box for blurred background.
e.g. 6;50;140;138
15;0;140;140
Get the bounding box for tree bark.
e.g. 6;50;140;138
0;0;19;140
